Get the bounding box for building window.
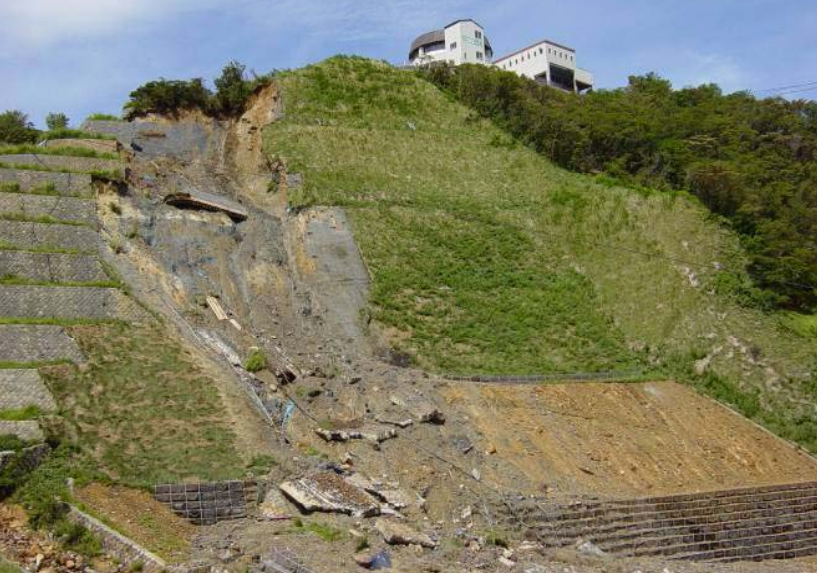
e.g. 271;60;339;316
540;48;544;54
548;48;552;54
476;51;483;60
475;31;482;40
450;42;457;50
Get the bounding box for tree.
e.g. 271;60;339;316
45;112;69;130
0;110;38;143
214;61;252;116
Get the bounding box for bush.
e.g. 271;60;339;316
86;113;119;121
45;113;69;131
123;61;274;120
244;348;267;373
0;110;38;144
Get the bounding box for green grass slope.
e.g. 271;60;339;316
265;57;817;448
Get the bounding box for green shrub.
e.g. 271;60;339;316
39;128;116;142
0;405;41;421
86;113;119;121
0;110;38;144
0;434;28;452
244;348;267;372
45;113;69;131
245;454;277;476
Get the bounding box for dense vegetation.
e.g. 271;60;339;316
124;61;273;119
423;64;817;310
266;56;817;451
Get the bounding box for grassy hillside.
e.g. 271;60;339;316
265;57;817;448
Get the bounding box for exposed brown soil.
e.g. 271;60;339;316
74;484;194;563
442;380;817;499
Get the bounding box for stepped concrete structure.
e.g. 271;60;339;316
0;146;144;442
507;481;817;563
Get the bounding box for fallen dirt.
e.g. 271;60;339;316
73;484;194;563
442;380;817;499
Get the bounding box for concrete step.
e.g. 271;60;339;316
0;154;121;174
605;510;817;557
679;529;817;562
0;285;147;322
0;369;56;411
535;490;817;543
0;325;84;363
0;420;43;442
0;168;93;197
43;139;119;154
0;221;100;253
0;251;108;284
0;193;96;226
595;498;817;550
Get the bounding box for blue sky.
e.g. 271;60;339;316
1;0;816;128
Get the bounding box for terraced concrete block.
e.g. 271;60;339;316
0;221;99;253
0;420;43;441
0;285;147;321
0;193;96;226
0;369;56;411
0;251;107;283
43;139;119;154
0;154;121;174
0;325;84;363
0;168;93;196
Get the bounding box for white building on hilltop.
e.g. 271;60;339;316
408;19;494;67
408;20;593;93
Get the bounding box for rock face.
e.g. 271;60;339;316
279;472;380;517
374;519;436;548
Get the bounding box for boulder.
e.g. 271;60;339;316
375;519;436;548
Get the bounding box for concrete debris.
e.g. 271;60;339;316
375;417;414;429
419;409;446;425
345;473;411;510
389;392;445;425
355;550;392;570
206;296;229;321
315;426;397;444
374;519;436;548
279;472;381;517
498;556;516;568
575;539;606;558
471;468;481;482
258;489;293;521
165;189;249;221
229;318;243;331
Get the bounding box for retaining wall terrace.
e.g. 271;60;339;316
0;444;50;474
508;481;817;563
0;285;146;321
0;193;97;226
0;420;43;441
0;369;56;411
0;325;84;363
82;120;212;162
0;154;121;174
44;139;120;154
0;251;108;283
0;221;100;253
0;168;93;196
154;480;265;525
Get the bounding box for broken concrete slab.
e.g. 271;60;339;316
165;189;249;222
374;519;436;548
389;391;445;425
315;426;397;444
345;474;412;510
279;472;381;518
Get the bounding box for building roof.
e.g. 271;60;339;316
493;38;575;63
410;29;445;54
444;18;485;30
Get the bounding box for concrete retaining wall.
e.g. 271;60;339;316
67;506;167;573
0;221;100;253
0;154;121;174
44;139;119;154
82;120;212;162
0;251;108;283
0;421;43;441
0;168;93;196
154;480;264;525
0;193;97;226
0;444;50;474
0;325;84;363
0;369;56;411
0;285;146;321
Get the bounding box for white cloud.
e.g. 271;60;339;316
0;0;226;48
667;51;748;93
